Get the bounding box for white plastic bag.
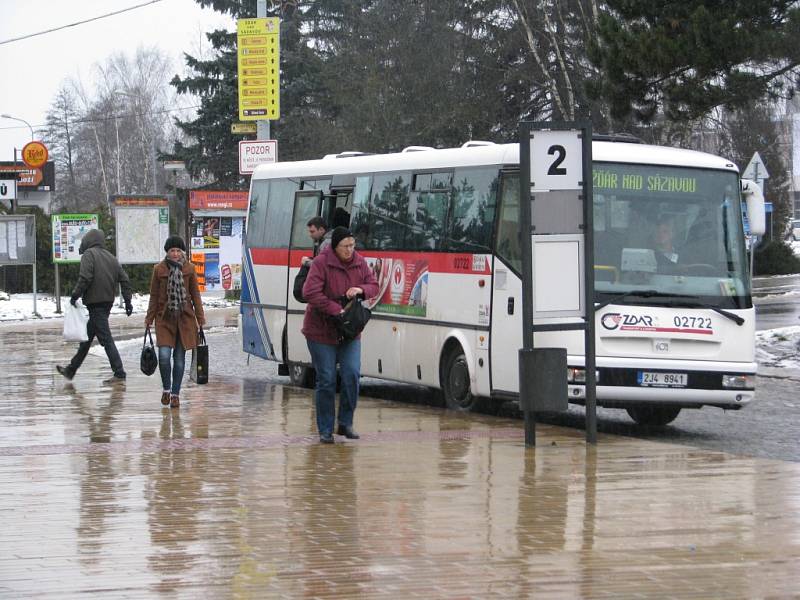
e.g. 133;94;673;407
63;301;89;342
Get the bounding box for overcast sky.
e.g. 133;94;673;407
0;0;234;162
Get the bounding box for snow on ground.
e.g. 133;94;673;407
755;325;800;371
0;291;236;322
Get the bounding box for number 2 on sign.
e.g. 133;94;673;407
547;145;567;175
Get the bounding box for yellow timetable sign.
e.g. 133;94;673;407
237;17;280;121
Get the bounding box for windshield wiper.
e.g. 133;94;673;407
594;290;685;312
595;290;744;326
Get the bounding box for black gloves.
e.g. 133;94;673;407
70;294;79;307
125;302;133;316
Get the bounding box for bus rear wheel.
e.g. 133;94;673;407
625;405;681;427
442;347;477;412
289;363;316;388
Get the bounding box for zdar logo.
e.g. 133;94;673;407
601;313;622;330
601;312;655;330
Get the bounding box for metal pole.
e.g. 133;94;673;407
519;123;535;446
54;264;62;314
581;124;597;444
257;0;270;142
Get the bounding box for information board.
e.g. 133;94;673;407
0;215;36;265
51;214;99;263
113;196;169;264
237;17;280;120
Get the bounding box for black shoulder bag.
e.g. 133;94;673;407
190;327;209;384
293;263;310;303
335;296;372;342
140;327;158;376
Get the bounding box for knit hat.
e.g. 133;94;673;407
164;235;186;252
330;226;354;250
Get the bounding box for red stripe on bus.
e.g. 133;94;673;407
251;248;492;274
250;248;290;265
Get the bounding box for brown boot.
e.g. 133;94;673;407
169;394;180;408
161;391;170;406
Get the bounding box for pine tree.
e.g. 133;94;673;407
590;1;800;124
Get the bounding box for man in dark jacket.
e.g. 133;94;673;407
57;229;133;384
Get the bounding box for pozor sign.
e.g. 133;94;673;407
239;139;277;174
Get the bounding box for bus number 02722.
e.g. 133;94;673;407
673;316;712;329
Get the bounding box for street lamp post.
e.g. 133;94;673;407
0;113;34;141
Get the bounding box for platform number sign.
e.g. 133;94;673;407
530;129;583;191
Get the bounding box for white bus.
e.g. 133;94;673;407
240;139;765;426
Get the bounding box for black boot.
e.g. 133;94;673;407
56;365;74;380
336;424;360;439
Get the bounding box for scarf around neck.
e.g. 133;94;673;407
166;256;187;315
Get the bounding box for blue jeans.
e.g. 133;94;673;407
158;337;186;395
307;339;361;436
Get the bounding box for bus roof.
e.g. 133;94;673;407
251;141;738;181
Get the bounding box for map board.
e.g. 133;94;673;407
51;214;99;263
113;196;169;264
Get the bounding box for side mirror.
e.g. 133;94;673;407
741;179;766;236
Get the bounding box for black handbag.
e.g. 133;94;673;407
140;327;158;376
336;297;372;342
190;327;209;384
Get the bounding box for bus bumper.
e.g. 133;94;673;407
567;384;753;409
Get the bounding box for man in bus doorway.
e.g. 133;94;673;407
301;227;378;443
301;216;330;267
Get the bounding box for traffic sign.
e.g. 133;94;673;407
0;178;17;201
239;140;277;174
231;122;258;135
742;152;769;185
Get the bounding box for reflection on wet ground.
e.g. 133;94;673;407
1;318;799;598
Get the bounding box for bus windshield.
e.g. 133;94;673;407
592;163;750;309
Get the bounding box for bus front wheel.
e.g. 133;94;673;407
289;363;316;388
625;405;681;427
442;347;477;412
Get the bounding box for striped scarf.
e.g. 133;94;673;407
166;257;187;316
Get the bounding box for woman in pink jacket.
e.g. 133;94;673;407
302;227;378;443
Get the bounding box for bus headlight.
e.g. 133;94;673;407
722;374;754;389
567;368;599;384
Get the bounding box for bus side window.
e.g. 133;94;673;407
369;172;411;249
247;180;270;247
290;192;321;250
495;173;521;273
350;176;372;249
263;179;299;248
449;167;498;252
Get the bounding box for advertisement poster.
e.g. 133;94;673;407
365;256;428;317
203;217;220;248
51;213;99;263
192;251;206;291
204;253;221;290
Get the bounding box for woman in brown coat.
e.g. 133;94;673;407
145;235;205;408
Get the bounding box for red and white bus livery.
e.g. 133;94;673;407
241;139;764;426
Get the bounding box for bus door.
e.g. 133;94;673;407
241;178;297;361
490;171;523;394
285;190;323;364
324;189;354;229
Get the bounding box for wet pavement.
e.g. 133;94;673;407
753;273;800;331
2;312;800;598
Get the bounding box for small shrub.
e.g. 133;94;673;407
753;240;800;275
